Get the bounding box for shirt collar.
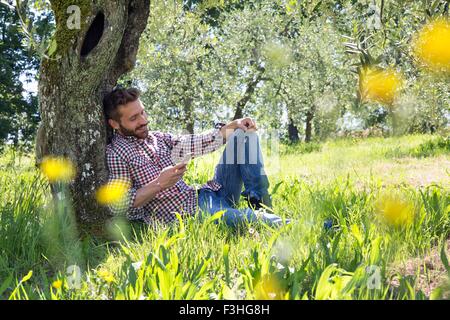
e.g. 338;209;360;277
113;131;153;144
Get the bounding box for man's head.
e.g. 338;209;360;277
103;87;149;139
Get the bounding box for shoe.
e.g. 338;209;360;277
323;218;333;230
248;196;264;210
242;190;272;210
254;208;291;228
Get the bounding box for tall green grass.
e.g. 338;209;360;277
0;135;449;300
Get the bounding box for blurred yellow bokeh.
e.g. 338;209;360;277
263;42;292;68
359;67;404;105
96;179;131;206
376;194;414;227
40;156;76;183
97;269;115;283
255;275;287;300
52;279;63;290
413;18;450;73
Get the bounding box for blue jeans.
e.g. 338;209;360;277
197;129;287;227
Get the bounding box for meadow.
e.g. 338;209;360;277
0;134;449;300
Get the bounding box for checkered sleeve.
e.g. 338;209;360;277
106;149;146;219
157;129;225;164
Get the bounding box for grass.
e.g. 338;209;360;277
0;134;449;300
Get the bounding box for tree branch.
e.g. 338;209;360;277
104;0;151;90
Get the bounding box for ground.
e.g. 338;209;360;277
390;239;450;297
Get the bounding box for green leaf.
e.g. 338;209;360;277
315;264;338;300
271;181;284;195
128;264;137;287
208;209;226;223
221;283;237;300
430;287;443;300
47;38;57;57
0;274;13;296
440;243;450;277
223;244;230;286
350;224;364;246
149;252;167;271
370;237;382;265
431;0;440;13
174;212;185;233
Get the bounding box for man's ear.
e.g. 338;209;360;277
108;118;120;130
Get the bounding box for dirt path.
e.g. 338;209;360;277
390;239;450;298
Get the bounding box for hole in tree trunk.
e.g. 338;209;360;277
80;12;105;57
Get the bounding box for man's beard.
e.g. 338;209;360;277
119;123;149;139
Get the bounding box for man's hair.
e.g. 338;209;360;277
103;87;140;121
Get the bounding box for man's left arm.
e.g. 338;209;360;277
219;117;257;141
165;118;257;163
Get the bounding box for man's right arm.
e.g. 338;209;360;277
133;162;188;207
106;150;145;217
107;149;188;215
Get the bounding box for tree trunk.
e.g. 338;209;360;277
304;109;314;143
233;65;266;120
287;117;299;143
36;0;150;235
182;74;194;134
183;97;194;134
233;105;243;121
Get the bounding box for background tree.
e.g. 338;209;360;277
130;1;220;134
265;20;350;143
340;0;449;135
0;1;52;150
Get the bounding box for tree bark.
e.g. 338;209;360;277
304;109;314;143
36;0;150;235
233;67;266;120
287;117;299;143
232;44;266;120
183;96;194;134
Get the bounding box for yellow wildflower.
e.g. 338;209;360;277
52;279;63;290
413;18;450;73
359;67;403;105
40;156;76;183
97;270;115;283
376;194;414;227
96;179;131;205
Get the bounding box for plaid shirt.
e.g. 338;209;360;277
106;128;224;224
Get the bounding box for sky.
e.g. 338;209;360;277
20;71;38;96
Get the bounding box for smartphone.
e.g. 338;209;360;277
179;153;193;165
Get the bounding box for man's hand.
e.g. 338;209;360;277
157;163;187;190
220;117;257;140
232;117;257;131
133;162;187;208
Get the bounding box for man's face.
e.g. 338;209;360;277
108;99;149;139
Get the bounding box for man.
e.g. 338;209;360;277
103;87;288;227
